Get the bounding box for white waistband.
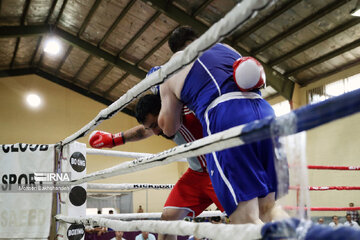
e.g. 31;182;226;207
204;91;262;136
206;91;262;112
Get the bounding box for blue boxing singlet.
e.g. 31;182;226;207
179;43;279;216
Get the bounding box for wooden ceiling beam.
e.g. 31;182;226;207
88;64;113;90
0;25;49;38
54;27;147;78
0;68;36;77
72;55;92;84
0;25;148;79
136;27;176;67
0;68;134;116
117;11;161;56
45;0;59;23
55;45;73;75
98;0;136;48
78;0;101;37
10;38;21;68
55;0;68;24
301;59;360;86
21;0;32;25
30;37;43;66
252;0;348;55
232;0;302;43
285;38;360;78
104;72;130;96
270;18;360;66
137;1;211;68
37;68;135;116
191;0;213;16
10;0;32;68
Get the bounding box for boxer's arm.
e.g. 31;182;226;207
123;125;154;142
89;125;154;148
158;82;183;137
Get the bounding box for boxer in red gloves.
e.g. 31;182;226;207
89;70;224;240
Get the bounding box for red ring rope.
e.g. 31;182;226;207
308;165;360;170
288;166;360;210
289;186;360;191
284;206;360;211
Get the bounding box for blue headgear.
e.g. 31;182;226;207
147;66;161;76
147;66;161;95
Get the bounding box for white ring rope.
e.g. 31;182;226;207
86;148;153;158
67;120;248;184
56;215;262;240
60;0;274;146
87;183;174;190
66;112;295;185
86;149;186;162
88;211;224;220
67;113;296;185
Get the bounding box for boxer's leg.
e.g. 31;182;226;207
158;208;192;240
259;192;289;222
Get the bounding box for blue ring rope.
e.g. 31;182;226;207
242;88;360;143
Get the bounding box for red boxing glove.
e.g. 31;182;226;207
233;56;266;91
89;131;125;149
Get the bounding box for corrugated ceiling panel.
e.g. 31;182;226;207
141;41;172;70
58;0;96;34
123;14;178;64
60;48;90;77
82;0;131;45
0;0;25;26
173;0;208;15
46;0;65;24
0;38;17;68
109;74;140;99
14;36;39;67
97;67;126;92
102;0;156;54
26;0;53;24
195;0;236;25
77;56;107;85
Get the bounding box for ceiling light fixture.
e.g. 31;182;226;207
26;93;42;109
350;0;360;17
44;37;61;55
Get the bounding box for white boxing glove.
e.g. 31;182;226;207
233;56;266;91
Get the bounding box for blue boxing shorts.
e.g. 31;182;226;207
203;92;277;216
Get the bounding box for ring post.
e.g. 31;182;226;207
57;142;87;240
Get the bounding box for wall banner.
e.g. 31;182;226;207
0;143;55;239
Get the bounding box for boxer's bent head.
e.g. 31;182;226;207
135;94;169;138
135;94;161;124
136;94;174;139
168;26;198;53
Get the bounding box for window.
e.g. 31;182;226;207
102;207;117;214
86;208;98;215
308;73;360;104
272;101;291;116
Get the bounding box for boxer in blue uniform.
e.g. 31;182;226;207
158;26;289;224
